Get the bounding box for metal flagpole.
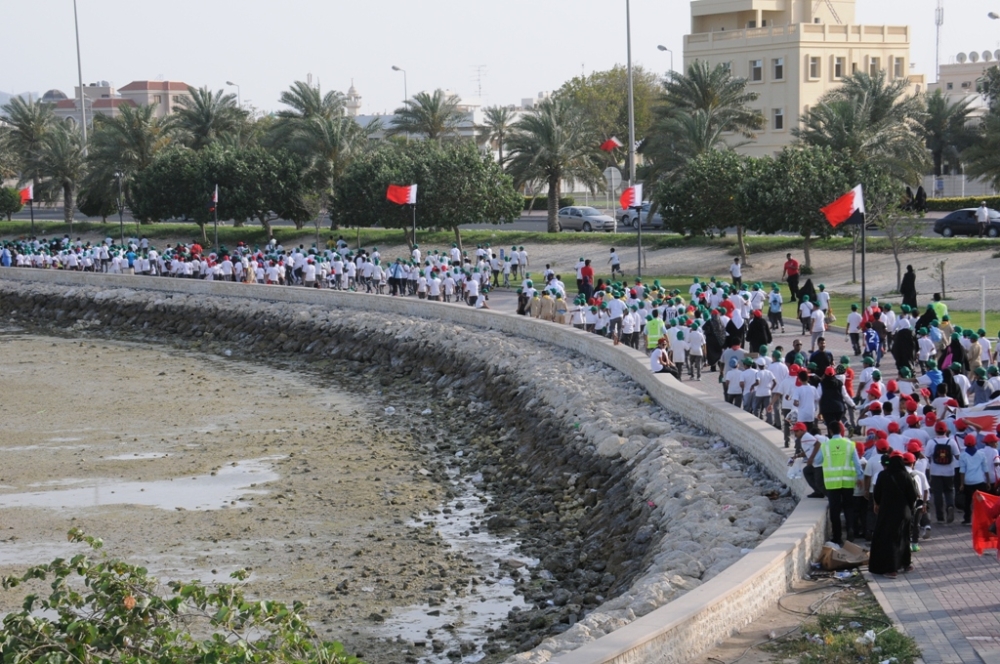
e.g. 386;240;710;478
861;213;867;308
411;204;417;248
625;0;641;279
214;204;219;249
29;198;35;238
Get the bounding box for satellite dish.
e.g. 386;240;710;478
957;52;968;63
603;167;623;191
986;51;995;62
971;51;980;63
995;50;1000;61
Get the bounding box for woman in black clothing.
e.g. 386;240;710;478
818;368;848;437
869;455;918;578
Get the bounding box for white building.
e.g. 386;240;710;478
684;0;924;156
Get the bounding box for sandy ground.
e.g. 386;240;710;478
0;333;487;663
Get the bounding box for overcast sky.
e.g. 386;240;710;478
5;0;997;115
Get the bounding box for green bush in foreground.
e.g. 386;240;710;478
0;529;361;664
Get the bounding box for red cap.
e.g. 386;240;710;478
985;434;999;445
856;442;866;458
906;439;923;454
792;422;808;432
753;310;762;317
886;380;898;392
905;400;918;413
920;388;932;398
890;450;904;459
824;367;835;377
935;421;948;434
876;429;889;439
903;452;916;464
868;385;882;396
926;413;937;424
906;414;921;427
965;434;978;447
955;419;968;431
869;402;882;412
789;364;801;374
876;439;891;452
888;422;900;433
946;398;959;408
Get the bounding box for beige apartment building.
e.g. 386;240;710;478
50;80;194;126
684;0;925;157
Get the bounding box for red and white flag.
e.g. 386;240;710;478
212;184;219;204
958;398;1000;433
619;183;642;210
820;184;865;228
600;137;624;152
387;184;418;205
19;185;33;204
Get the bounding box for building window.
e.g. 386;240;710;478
834;57;845;79
153;95;162;104
809;56;821;79
852;62;859;74
869;57;881;76
750;59;763;81
773;108;784;131
961;81;972;89
773;57;784;80
946;82;954;90
172;95;181;103
893;57;904;79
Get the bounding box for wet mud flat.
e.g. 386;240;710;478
0;283;795;663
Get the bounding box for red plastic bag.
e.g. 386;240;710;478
971;491;1000;558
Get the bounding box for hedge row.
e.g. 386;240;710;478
522;196;575;211
925;195;1000;212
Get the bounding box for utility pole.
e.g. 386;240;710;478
936;1;944;82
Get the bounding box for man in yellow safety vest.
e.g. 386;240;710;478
645;310;665;355
808;433;863;545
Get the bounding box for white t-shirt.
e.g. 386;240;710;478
729;262;742;278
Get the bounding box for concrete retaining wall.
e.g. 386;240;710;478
0;269;828;664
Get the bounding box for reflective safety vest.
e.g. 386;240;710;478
646;318;665;348
821;436;857;490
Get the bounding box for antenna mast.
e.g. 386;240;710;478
936;1;944;82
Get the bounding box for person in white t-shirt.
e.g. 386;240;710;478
729;257;742;289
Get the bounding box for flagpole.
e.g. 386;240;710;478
29;198;35;239
411;203;416;248
861;213;867;308
214;205;219;250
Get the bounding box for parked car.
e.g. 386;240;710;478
619;202;664;229
933;208;1000;237
556;206;617;232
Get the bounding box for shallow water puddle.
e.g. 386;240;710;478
0;457;281;511
378;471;535;662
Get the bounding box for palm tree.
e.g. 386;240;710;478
29;124;86;224
285;114;381;227
642;60;763;181
962;110;1000;189
266;81;345;148
505;97;602;233
83;104;171;214
481;105;515;165
921;88;977;176
168;86;246;150
793;70;928;183
387;89;464;141
0;96;56;191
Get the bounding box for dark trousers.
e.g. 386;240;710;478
725;393;742;408
826;487;855;544
849;332;861;355
963;482;988;524
804;465;825;497
930;475;955;521
788;274;800;301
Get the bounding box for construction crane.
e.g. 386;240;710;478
812;0;843;24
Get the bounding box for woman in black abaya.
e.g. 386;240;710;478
705;310;726;371
891;327;917;374
900;265;917;310
869;455;918;578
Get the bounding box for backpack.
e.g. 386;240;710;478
932;440;954;465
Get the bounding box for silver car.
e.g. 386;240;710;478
556;206;617;232
619;202;664;229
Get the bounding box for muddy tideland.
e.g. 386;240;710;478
0;281;795;664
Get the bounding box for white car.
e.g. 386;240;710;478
619;202;664;229
556;206;617;232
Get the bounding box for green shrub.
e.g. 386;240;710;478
924;195;1000;212
523;196;575;211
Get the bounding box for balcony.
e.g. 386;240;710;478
685;23;911;52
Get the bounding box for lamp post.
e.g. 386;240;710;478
114;170;125;246
657;45;674;74
226;81;241;108
626;0;642;278
391;65;409;143
73;0;88;154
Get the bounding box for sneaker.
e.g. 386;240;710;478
911;543;921;552
922;525;931;539
947;506;955;523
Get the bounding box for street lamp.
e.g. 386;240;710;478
391;65;409;143
114;170;125;246
73;0;88;155
657;45;674;74
226;81;241;108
